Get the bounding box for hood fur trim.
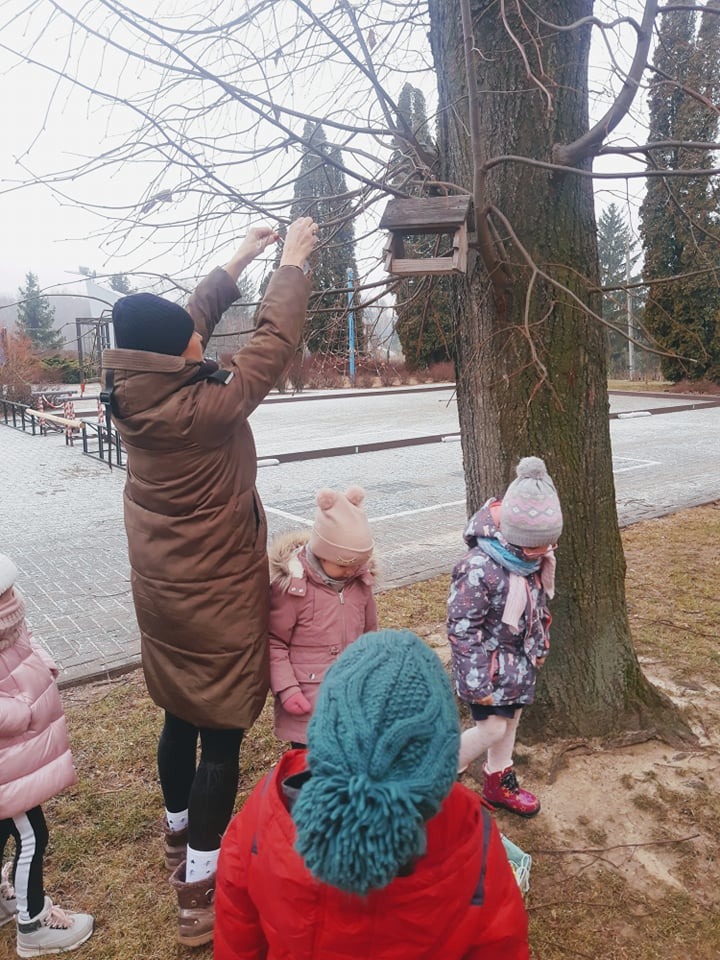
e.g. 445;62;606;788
268;529;378;592
269;530;311;588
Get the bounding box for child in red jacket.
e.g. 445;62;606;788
215;629;529;960
268;485;377;748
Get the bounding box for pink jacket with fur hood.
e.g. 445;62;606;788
0;590;77;819
268;532;378;743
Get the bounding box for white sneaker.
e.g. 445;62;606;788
0;861;17;927
16;897;94;957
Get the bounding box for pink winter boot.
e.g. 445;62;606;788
482;765;541;817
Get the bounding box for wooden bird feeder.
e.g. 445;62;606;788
379;196;473;276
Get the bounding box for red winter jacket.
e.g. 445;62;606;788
215;751;529;960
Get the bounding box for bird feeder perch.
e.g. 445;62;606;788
379;196;473;276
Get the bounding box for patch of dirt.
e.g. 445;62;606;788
523;738;713;896
416;623;451;664
414;620;720;909
459;672;720;911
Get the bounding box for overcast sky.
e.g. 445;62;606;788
0;51;242;299
0;58;110;296
0;0;293;298
0;0;649;302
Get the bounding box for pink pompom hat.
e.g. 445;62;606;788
309;486;375;566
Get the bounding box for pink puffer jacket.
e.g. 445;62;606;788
0;590;77;819
268;533;378;743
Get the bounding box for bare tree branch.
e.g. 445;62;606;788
553;0;659;165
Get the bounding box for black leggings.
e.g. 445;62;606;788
0;806;48;919
157;712;244;852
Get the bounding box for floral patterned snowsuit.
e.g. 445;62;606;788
447;499;551;706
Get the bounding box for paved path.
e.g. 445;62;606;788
1;387;718;687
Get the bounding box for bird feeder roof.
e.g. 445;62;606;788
379;195;473;233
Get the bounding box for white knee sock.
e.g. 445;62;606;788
458;715;510;772
165;808;189;833
486;711;521;774
185;846;219;883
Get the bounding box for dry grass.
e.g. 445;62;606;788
607;379;672;392
623;504;720;689
2;504;719;959
607;378;720;396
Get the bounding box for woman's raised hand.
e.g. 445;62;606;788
280;216;319;270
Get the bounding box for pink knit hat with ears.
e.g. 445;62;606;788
309;486;375;566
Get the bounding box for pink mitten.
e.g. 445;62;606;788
283;691;312;716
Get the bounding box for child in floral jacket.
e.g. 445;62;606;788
447;457;563;817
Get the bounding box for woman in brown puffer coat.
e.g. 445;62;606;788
101;217;318;946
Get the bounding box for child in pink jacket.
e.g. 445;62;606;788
0;554;94;958
268;486;378;748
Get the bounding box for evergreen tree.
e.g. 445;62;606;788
597;204;644;377
640;5;720;382
16;272;62;350
210;274;255;356
290;122;362;357
110;274;133;294
391;83;454;370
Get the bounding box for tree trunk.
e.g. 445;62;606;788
428;0;690;740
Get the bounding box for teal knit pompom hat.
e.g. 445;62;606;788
292;629;460;896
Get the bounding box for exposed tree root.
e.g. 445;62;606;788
547;740;592;785
618;678;698;749
524;671;697;747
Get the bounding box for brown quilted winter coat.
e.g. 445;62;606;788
102;265;310;729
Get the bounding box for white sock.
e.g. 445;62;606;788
185;846;219;883
458;715;511;771
486;711;521;774
165;809;189;833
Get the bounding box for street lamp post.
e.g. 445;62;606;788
347;267;356;386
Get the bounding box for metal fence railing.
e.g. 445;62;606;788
1;398;83;444
1;398;126;469
81;420;126;470
1;399;40;435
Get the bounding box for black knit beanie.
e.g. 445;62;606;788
112;293;195;355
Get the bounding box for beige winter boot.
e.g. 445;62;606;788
168;862;214;947
163;824;188;872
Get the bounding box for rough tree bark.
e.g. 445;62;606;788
428;0;690;741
